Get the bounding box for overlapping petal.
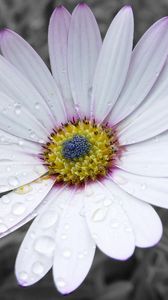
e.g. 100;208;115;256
0;92;49;143
0;176;55;238
68;3;102;117
111;169;168;208
15;185;62;287
0;29;67;124
117;138;168;177
48;6;75;117
118;60;168;144
53;189;95;294
103;179;162;247
0;55;55;131
84;182;135;260
92;6;133;121
109;17;168;125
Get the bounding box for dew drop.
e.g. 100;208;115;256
1;195;10;204
12;203;26;216
61;234;67;240
14;104;21;115
8;176;19;187
114;175;128;185
15;184;32;195
18;140;24;146
40;211;58;229
63;249;72;259
125;226;132;233
141;183;147;190
34;236;55;257
35;102;40;110
56;278;66;288
64;223;70;230
78;253;84;259
111;219;119;229
32;261;44;275
92;208;107;222
85;187;93;197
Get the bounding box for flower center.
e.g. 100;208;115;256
62;135;91;160
42;119;119;186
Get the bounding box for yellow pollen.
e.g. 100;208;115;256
42;120;119;186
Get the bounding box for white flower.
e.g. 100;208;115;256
0;3;168;294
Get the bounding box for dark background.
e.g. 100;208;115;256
0;0;168;299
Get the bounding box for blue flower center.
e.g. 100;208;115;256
62;134;91;160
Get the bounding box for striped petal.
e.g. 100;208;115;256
109;17;168;124
0;29;67;124
103;179;162;248
111;169;168;208
68;3;102;118
48;6;75;117
118;60;168;144
92;6;133;122
0;176;55;238
84;182;135;260
53;189;95;294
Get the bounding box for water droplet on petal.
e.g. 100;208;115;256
61;234;67;240
32;261;44;275
34;236;55;257
40;211;58;229
125;226;132;233
8;176;19;187
14;104;21;115
18;140;24;146
85;187;93;197
92;208;108;222
15;184;32;195
56;278;66;288
114;175;128;185
1;195;10;204
35;102;40;110
63;249;72;259
110;219;119;229
141;183;147;190
64;223;69;230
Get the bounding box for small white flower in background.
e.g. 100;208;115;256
0;2;168;294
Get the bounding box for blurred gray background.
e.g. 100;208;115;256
1;0;168;299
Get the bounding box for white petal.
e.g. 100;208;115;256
117;140;168;177
111;169;168;208
0;176;55;238
84;182;135;260
0;55;54;131
92;6;133;122
0;29;67;124
48;6;75;117
68;3;102;118
15;185;66;287
0;128;42;155
118;60;168;144
0;92;49;143
103;179;162;248
53;189;95;294
0;162;47;193
109;17;168;124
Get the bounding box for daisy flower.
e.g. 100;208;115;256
0;2;168;294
